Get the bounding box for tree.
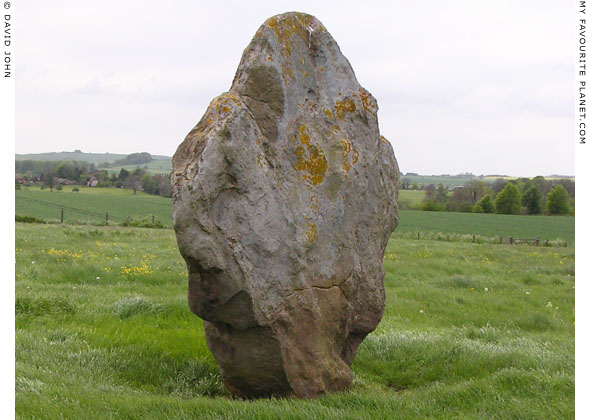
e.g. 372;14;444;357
141;174;156;194
434;183;449;204
495;183;521;215
153;174;172;197
491;178;507;194
401;177;411;190
43;170;55;192
546;185;571;215
447;180;490;212
117;168;130;181
476;194;495;213
522;186;542;215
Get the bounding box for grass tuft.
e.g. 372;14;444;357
112;295;163;319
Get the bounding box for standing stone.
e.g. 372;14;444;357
171;11;399;398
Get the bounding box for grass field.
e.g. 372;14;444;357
397;190;425;207
396;210;574;244
16;187;575;243
105;159;172;176
401;175;476;187
15;186;173;225
15;152;171;164
15;223;574;419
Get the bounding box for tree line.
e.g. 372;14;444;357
406;177;574;215
15;160;172;198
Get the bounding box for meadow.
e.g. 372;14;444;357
105;159;172;176
397;189;425;208
15;223;574;419
15;186;172;226
16;187;575;243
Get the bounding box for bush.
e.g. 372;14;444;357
458;202;473;213
56;184;63;191
72;187;79;192
16;215;46;224
546;185;571;215
422;200;446;212
119;216;164;229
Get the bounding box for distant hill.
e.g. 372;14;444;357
15;151;171;165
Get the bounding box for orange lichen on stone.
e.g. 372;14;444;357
310;194;319;211
305;223;317;244
267;56;273;61
293;125;328;186
323;109;333;119
359;88;377;117
266;13;313;57
334;99;356;119
298;124;310;146
380;135;390;143
328;124;341;136
256;154;266;168
339;139;357;173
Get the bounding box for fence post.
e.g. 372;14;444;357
61;209;64;224
446;234;450;242
535;236;539;246
152;215;155;224
499;235;502;244
106;212;109;225
508;236;513;245
417;232;420;240
472;234;475;243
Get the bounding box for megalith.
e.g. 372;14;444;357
171;11;399;398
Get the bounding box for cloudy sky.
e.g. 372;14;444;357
16;0;574;176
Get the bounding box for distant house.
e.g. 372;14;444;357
87;176;99;187
55;177;74;185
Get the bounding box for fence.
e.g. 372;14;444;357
15;195;165;227
393;231;568;247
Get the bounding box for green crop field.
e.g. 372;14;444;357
16;187;575;244
16;186;173;226
15;151;171;164
397;189;425;206
105;159;172;176
401;175;477;187
15;223;574;419
396;210;574;244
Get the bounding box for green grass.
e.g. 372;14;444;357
396;210;574;244
15;223;574;419
402;175;477;187
106;159;172;176
15;186;173;226
15;152;171;164
16;187;574;244
397;190;425;207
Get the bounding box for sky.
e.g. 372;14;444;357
15;0;575;176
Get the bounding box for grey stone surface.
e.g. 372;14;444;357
171;11;399;398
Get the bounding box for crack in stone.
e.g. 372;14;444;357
282;283;344;299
